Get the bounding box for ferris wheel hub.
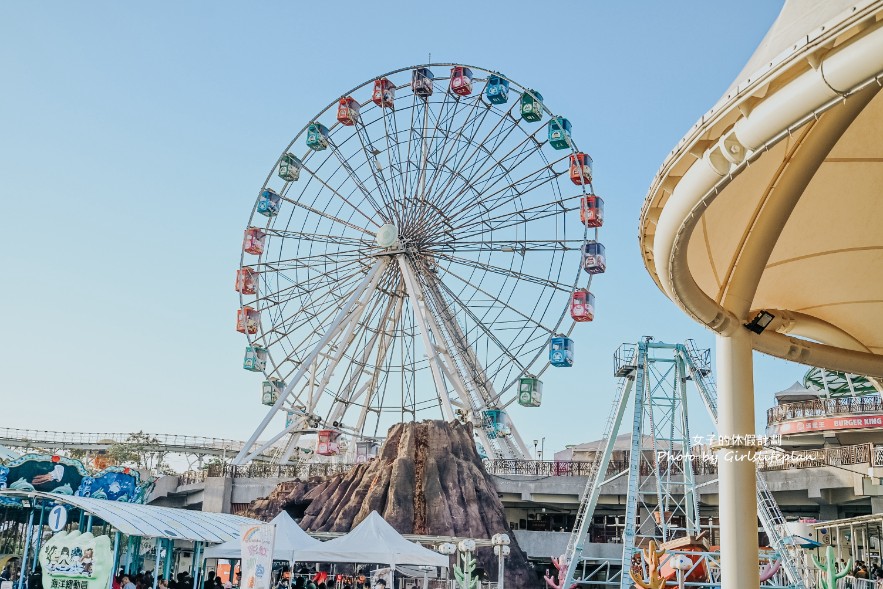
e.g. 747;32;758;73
375;223;400;248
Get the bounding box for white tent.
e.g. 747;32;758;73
295;511;449;568
203;511;321;561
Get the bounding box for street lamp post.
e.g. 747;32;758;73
492;534;511;589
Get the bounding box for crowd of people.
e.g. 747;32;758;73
113;570;198;589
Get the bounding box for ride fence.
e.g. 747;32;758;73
767;395;883;426
205;462;360;479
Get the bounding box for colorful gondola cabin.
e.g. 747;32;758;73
518;376;543;407
372;78;395;108
243;228;266;255
243;345;267;372
582;241;606;274
235;268;257;295
580;195;604;228
411;68;434;98
549;335;574;367
278;153;302;182
306;122;330;151
450;66;473;96
570;152;593;185
520;89;544;122
257;188;281;217
570;289;595;322
236;307;260;334
485;73;510;104
336;96;361;126
548;117;572;150
316;430;340;456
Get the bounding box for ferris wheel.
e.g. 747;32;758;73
231;64;605;465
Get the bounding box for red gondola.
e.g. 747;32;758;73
450;66;473;96
234;268;257;295
570;152;593;185
336;96;361;126
372;78;395;108
570;289;595;322
243;228;266;255
580;195;604;228
317;430;340;456
236;307;260;334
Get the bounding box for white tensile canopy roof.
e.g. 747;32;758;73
203;511;322;561
639;0;883;379
295;511;449;568
0;490;259;542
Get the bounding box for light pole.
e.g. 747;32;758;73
670;554;692;589
533;440;538;461
491;534;510;589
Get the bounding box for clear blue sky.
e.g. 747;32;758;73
0;1;794;457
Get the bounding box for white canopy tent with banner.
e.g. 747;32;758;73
295;512;449;569
203;512;321;561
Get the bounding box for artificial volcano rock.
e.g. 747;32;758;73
245;420;536;587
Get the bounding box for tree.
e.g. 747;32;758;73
107;431;169;473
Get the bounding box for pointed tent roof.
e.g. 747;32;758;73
204;511;321;561
774;381;820;403
295;511;449;568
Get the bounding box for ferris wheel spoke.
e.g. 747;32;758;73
341;122;398;221
432;238;584;253
420;92;490;205
420;92;522;215
436;120;547;216
447;194;581;239
433;252;573;293
420;268;526;375
278;193;377;237
401;93;422;205
263;228;373;249
327;139;391;221
254;261;367;312
300;163;384;228
433;262;558;335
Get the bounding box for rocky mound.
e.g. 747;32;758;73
245;420;535;587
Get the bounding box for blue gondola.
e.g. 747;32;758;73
549;335;574;367
483;409;511;438
257;188;282;217
243;345;267;372
582;241;606;274
411;67;435;98
548;117;572;150
485;74;510;104
306;122;330;151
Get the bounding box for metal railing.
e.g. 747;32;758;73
206;462;360;479
178;470;208;485
484;444;877;477
767;395;883;426
0;428;280;457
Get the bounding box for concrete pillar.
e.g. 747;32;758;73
819;505;839;521
203;477;233;513
871;496;883;514
716;331;759;589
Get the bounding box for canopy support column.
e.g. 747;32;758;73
153;538;160;589
109;532;121;589
18;506;35;589
32;504;46;572
716;329;758;589
191;542;203;589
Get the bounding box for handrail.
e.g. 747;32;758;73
767;395;883;426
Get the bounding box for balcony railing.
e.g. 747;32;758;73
484;444;876;477
767;395;883;426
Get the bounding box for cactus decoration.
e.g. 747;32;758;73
454;539;478;589
812;546;852;589
759;559;782;582
543;554;569;589
629;540;667;589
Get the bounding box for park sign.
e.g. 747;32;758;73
39;531;112;589
240;524;275;589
